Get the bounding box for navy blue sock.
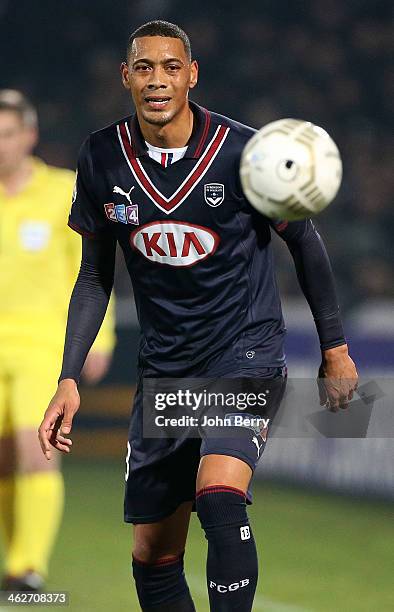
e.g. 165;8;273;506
132;553;195;611
196;485;258;612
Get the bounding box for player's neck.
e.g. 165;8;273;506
137;104;194;149
0;157;34;197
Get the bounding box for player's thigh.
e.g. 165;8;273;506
197;454;252;493
133;501;194;563
12;349;61;473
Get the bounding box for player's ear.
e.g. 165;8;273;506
189;60;198;90
121;62;130;90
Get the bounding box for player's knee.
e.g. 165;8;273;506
132;543;184;566
197;476;247;491
132;550;183;566
197;454;252;493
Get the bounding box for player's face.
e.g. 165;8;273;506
0;111;37;176
122;36;198;127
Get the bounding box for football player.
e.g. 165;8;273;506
38;22;358;612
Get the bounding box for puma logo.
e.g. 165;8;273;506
252;435;264;459
113;185;135;205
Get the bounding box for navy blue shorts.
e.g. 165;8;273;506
124;366;286;524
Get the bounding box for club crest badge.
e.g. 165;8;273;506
204;183;224;207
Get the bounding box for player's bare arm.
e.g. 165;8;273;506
82;351;112;384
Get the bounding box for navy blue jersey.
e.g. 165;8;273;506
69;101;286;374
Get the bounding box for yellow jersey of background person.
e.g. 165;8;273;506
0;156;114;355
0;89;115;590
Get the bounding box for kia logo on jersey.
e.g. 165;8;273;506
130;221;220;267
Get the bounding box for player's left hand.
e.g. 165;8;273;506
317;344;358;412
81;351;112;384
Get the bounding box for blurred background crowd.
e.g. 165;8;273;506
1;0;392;320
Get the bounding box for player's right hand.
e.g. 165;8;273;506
38;379;80;460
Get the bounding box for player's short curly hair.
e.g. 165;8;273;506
0;89;37;128
127;20;192;62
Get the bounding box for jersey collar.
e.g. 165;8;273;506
128;101;211;160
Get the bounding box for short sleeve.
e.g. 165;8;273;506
68;137;107;237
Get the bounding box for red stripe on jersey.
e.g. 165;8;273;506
120;122;135;159
194;108;211;158
120;123;229;212
161;152;167;167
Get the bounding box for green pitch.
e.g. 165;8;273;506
1;460;393;611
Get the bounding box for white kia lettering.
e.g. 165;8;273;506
130;221;219;267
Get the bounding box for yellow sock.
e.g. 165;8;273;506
0;476;15;553
6;471;64;578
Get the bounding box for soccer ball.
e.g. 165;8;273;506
239;118;342;220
